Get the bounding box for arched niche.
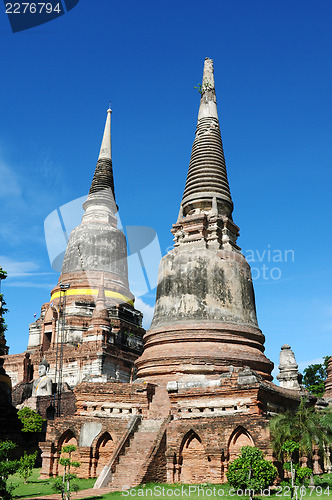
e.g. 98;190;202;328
179;430;210;484
228;426;254;461
57;430;79;475
94;432;114;477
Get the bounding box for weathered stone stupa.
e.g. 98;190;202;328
136;58;274;383
4;108;144;387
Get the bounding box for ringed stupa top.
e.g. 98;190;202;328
181;57;233;219
136;58;274;382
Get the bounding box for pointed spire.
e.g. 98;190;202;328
92;274;109;321
98;107;112;160
96;273;106;306
181;58;233;218
197;58;218;121
83;106;117;214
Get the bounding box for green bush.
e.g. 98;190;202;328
17;407;46;432
53;444;81;500
18;450;38;484
226;446;277;493
296;466;312;485
0;441;19;500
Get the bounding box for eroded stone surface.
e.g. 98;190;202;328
276;344;303;391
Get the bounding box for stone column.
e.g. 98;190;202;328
39;443;54;479
166;452;176;483
323;446;332;474
300;455;308;468
313;447;323;475
208;453;223;483
78;446;92;478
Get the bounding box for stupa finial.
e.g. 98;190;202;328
98;105;112;161
197;57;218;121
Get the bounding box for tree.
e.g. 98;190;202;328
226;446;277;494
281;440;299;487
17;407;46;433
0;266;9;355
303;357;330;397
53;445;81;500
270;398;332;478
18;450;38;484
0;440;19;500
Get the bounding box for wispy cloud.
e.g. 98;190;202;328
6;281;55;289
0;162;22;198
0;256;39;276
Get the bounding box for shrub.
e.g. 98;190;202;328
226;446;277;493
0;440;19;500
17;407;45;433
18;450;38;484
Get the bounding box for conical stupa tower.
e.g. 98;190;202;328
54;107;131;303
26;107;144;386
136;58;274;383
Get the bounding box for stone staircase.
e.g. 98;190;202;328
94;383;171;491
109;417;167;490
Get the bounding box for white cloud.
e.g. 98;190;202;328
0;256;39;277
0;162;21;198
5;281;55;289
135;297;154;330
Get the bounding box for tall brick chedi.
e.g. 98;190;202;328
136;58;274;382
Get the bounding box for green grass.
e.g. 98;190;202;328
94;476;332;500
8;468;95;498
7;471;332;500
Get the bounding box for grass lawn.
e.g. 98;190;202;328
93;475;332;500
9;468;95;498
7;471;332;500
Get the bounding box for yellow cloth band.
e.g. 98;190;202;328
50;288;134;306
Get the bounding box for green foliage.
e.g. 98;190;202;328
194;78;214;95
53;475;80;497
295;466;313;485
270;398;332;461
53;444;81;500
0;266;8;355
0;440;19;500
18;450;38;484
281;440;300;454
17;407;46;433
226;446;277;493
303;357;330;397
283;463;313;485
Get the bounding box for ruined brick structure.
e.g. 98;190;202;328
325;357;332;402
3;58;330;489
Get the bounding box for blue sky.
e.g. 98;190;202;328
0;0;331;378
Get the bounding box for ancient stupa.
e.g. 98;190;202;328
5;107;145;387
136;58;274;383
5;59;322;488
